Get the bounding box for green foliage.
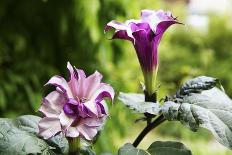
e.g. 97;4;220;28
0;115;68;154
162;76;232;149
118;141;192;155
118;92;160;115
0;0;232;154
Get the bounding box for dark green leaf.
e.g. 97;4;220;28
118;142;192;155
147;141;192;155
118;143;150;155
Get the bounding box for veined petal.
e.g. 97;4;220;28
38;117;61;139
45;75;73;98
96;101;108;116
132;29;156;72
67;62;78;96
77;124;98;140
67;62;87;98
59;110;75;130
81;117;104;127
141;9;178;33
130;22;151;33
92;83;115;103
39;91;66;117
83;101;98;116
83;71;103;98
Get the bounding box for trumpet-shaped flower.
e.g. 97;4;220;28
105;9;181;94
38;62;114;140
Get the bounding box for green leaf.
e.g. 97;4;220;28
147;141;192;155
176;76;219;96
163;76;232;149
118;141;192;155
80;146;96;155
118;143;150;155
0;115;68;154
118;92;161;115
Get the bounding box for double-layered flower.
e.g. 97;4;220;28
38;62;114;140
105;9;181;94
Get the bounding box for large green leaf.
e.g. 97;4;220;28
0;115;68;154
118;92;160;115
147;141;192;155
118;143;150;155
118;141;192;155
162;76;232;149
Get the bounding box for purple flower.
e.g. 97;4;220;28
105;9;181;94
38;62;114;140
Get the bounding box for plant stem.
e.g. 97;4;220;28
133;90;166;147
68;137;80;155
132;115;166;147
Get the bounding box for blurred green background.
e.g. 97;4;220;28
0;0;232;154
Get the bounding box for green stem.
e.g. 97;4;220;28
133;89;166;147
68;137;80;155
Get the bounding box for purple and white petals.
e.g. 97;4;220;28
105;9;180;73
38;62;114;141
38;117;61;139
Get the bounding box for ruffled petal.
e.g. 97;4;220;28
38;117;61;139
81;117;104;127
77;124;98;140
141;9;177;33
83;101;98;116
104;20;134;41
59;110;75;130
39;91;66;117
45;75;73;98
130;22;151;33
91;83;115;103
96;101;108;116
83;71;103;98
67;62;78;96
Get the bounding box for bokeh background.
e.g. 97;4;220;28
1;0;232;154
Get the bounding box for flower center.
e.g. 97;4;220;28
76;96;88;103
63;97;90;118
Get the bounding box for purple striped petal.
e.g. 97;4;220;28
45;75;73;98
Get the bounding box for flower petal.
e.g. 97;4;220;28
104;20;134;41
96;101;107;115
38;117;61;139
83;71;103;98
141;9;176;33
65;127;79;137
59;110;75;130
92;83;115;103
81;117;104;127
45;75;73;98
77;124;98;140
67;62;87;98
39;91;66;117
132;29;157;72
83;101;98;116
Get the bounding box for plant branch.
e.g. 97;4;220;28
133;114;166;147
